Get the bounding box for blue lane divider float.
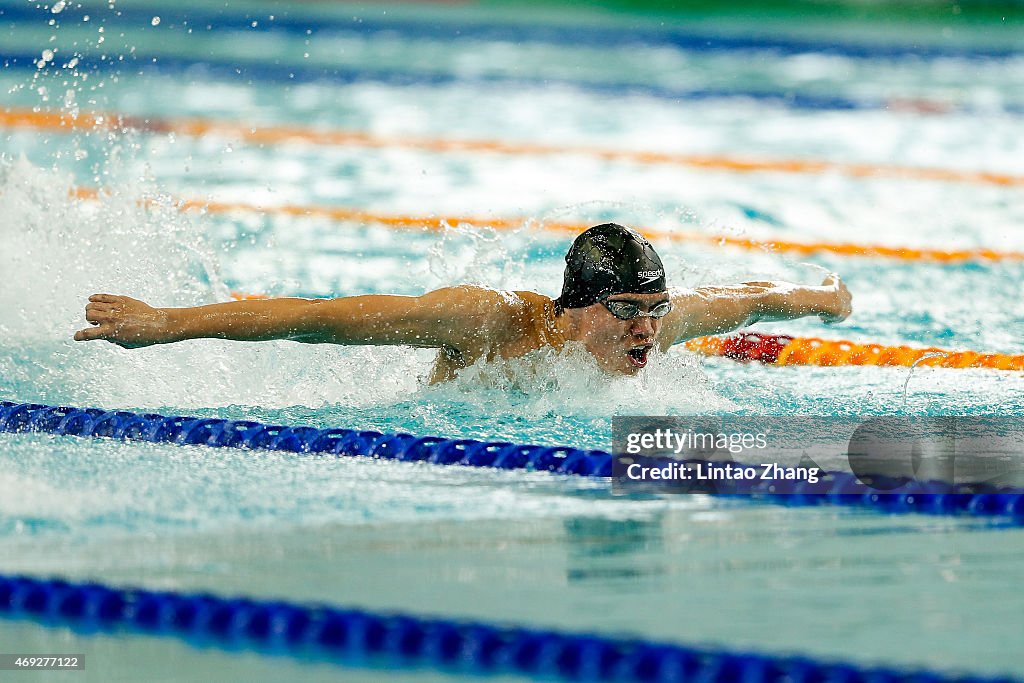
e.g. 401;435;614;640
1;573;1019;683
1;1;1020;62
2;52;887;114
2;401;1024;523
0;401;612;476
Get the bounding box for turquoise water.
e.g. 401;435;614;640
1;1;1023;680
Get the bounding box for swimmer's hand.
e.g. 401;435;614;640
74;294;171;348
818;273;852;324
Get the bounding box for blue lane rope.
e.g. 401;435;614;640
2;401;1024;524
1;2;1020;62
2;52;891;114
0;573;1018;683
0;401;613;476
7;49;1021;117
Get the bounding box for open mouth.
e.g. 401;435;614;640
627;345;651;369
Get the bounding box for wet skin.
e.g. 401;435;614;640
426;290;672;382
75;277;851;384
571;292;670;375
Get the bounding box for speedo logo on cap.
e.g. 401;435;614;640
637;269;663;285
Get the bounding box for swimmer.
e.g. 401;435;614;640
74;223;852;382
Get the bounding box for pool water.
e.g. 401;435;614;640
1;0;1023;680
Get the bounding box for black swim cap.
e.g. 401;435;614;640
557;223;667;310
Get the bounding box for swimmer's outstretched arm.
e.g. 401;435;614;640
74;286;514;351
661;274;852;344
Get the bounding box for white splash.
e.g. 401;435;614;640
436;340;733;418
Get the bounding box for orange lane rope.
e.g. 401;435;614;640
5;106;1024;188
684;332;1024;371
69;187;1023;263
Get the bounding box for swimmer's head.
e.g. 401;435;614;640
556;223;667;311
555;224;670;375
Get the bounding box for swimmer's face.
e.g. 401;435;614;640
573;292;668;375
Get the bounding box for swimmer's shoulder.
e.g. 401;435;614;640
508;291;555;321
434;285;544;343
509;290;553;309
466;289;554;343
507;290;561;343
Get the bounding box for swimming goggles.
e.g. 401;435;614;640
602;299;673;320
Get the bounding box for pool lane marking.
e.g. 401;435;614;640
2;574;1023;683
0;51;927;114
3;2;1020;61
685;332;1024;371
5;51;1016;116
69;186;1024;263
6;107;1024;189
4;402;1024;522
